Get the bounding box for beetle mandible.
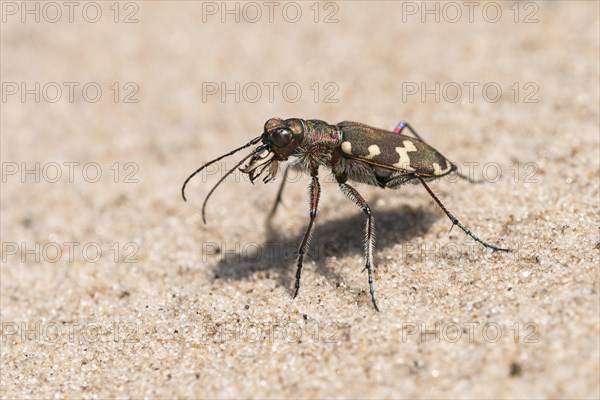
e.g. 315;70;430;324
182;118;511;311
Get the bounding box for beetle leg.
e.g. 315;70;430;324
418;176;512;252
337;180;380;312
393;120;426;141
294;170;321;299
268;164;304;220
267;165;290;220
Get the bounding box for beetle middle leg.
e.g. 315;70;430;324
293;170;321;299
337;177;380;311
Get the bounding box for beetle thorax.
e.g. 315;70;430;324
300;119;342;150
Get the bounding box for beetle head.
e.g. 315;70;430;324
261;117;305;159
240;118;305;182
181;118;306;224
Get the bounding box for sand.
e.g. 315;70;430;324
1;1;599;398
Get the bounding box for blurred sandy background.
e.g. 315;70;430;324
1;1;599;398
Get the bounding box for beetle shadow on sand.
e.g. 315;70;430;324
210;200;438;297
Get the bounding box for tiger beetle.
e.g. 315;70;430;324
182;118;511;311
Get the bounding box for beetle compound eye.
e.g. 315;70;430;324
271;128;293;147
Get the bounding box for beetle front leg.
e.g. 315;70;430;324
268;164;304;220
337;180;380;312
268;165;290;220
293;170;321;299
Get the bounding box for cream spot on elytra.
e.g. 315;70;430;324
363;144;381;160
393;140;417;171
341;141;352;154
433;159;452;175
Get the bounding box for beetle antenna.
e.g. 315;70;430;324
181;136;262;201
200;143;269;224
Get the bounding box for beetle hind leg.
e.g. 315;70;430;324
418;176;511;252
